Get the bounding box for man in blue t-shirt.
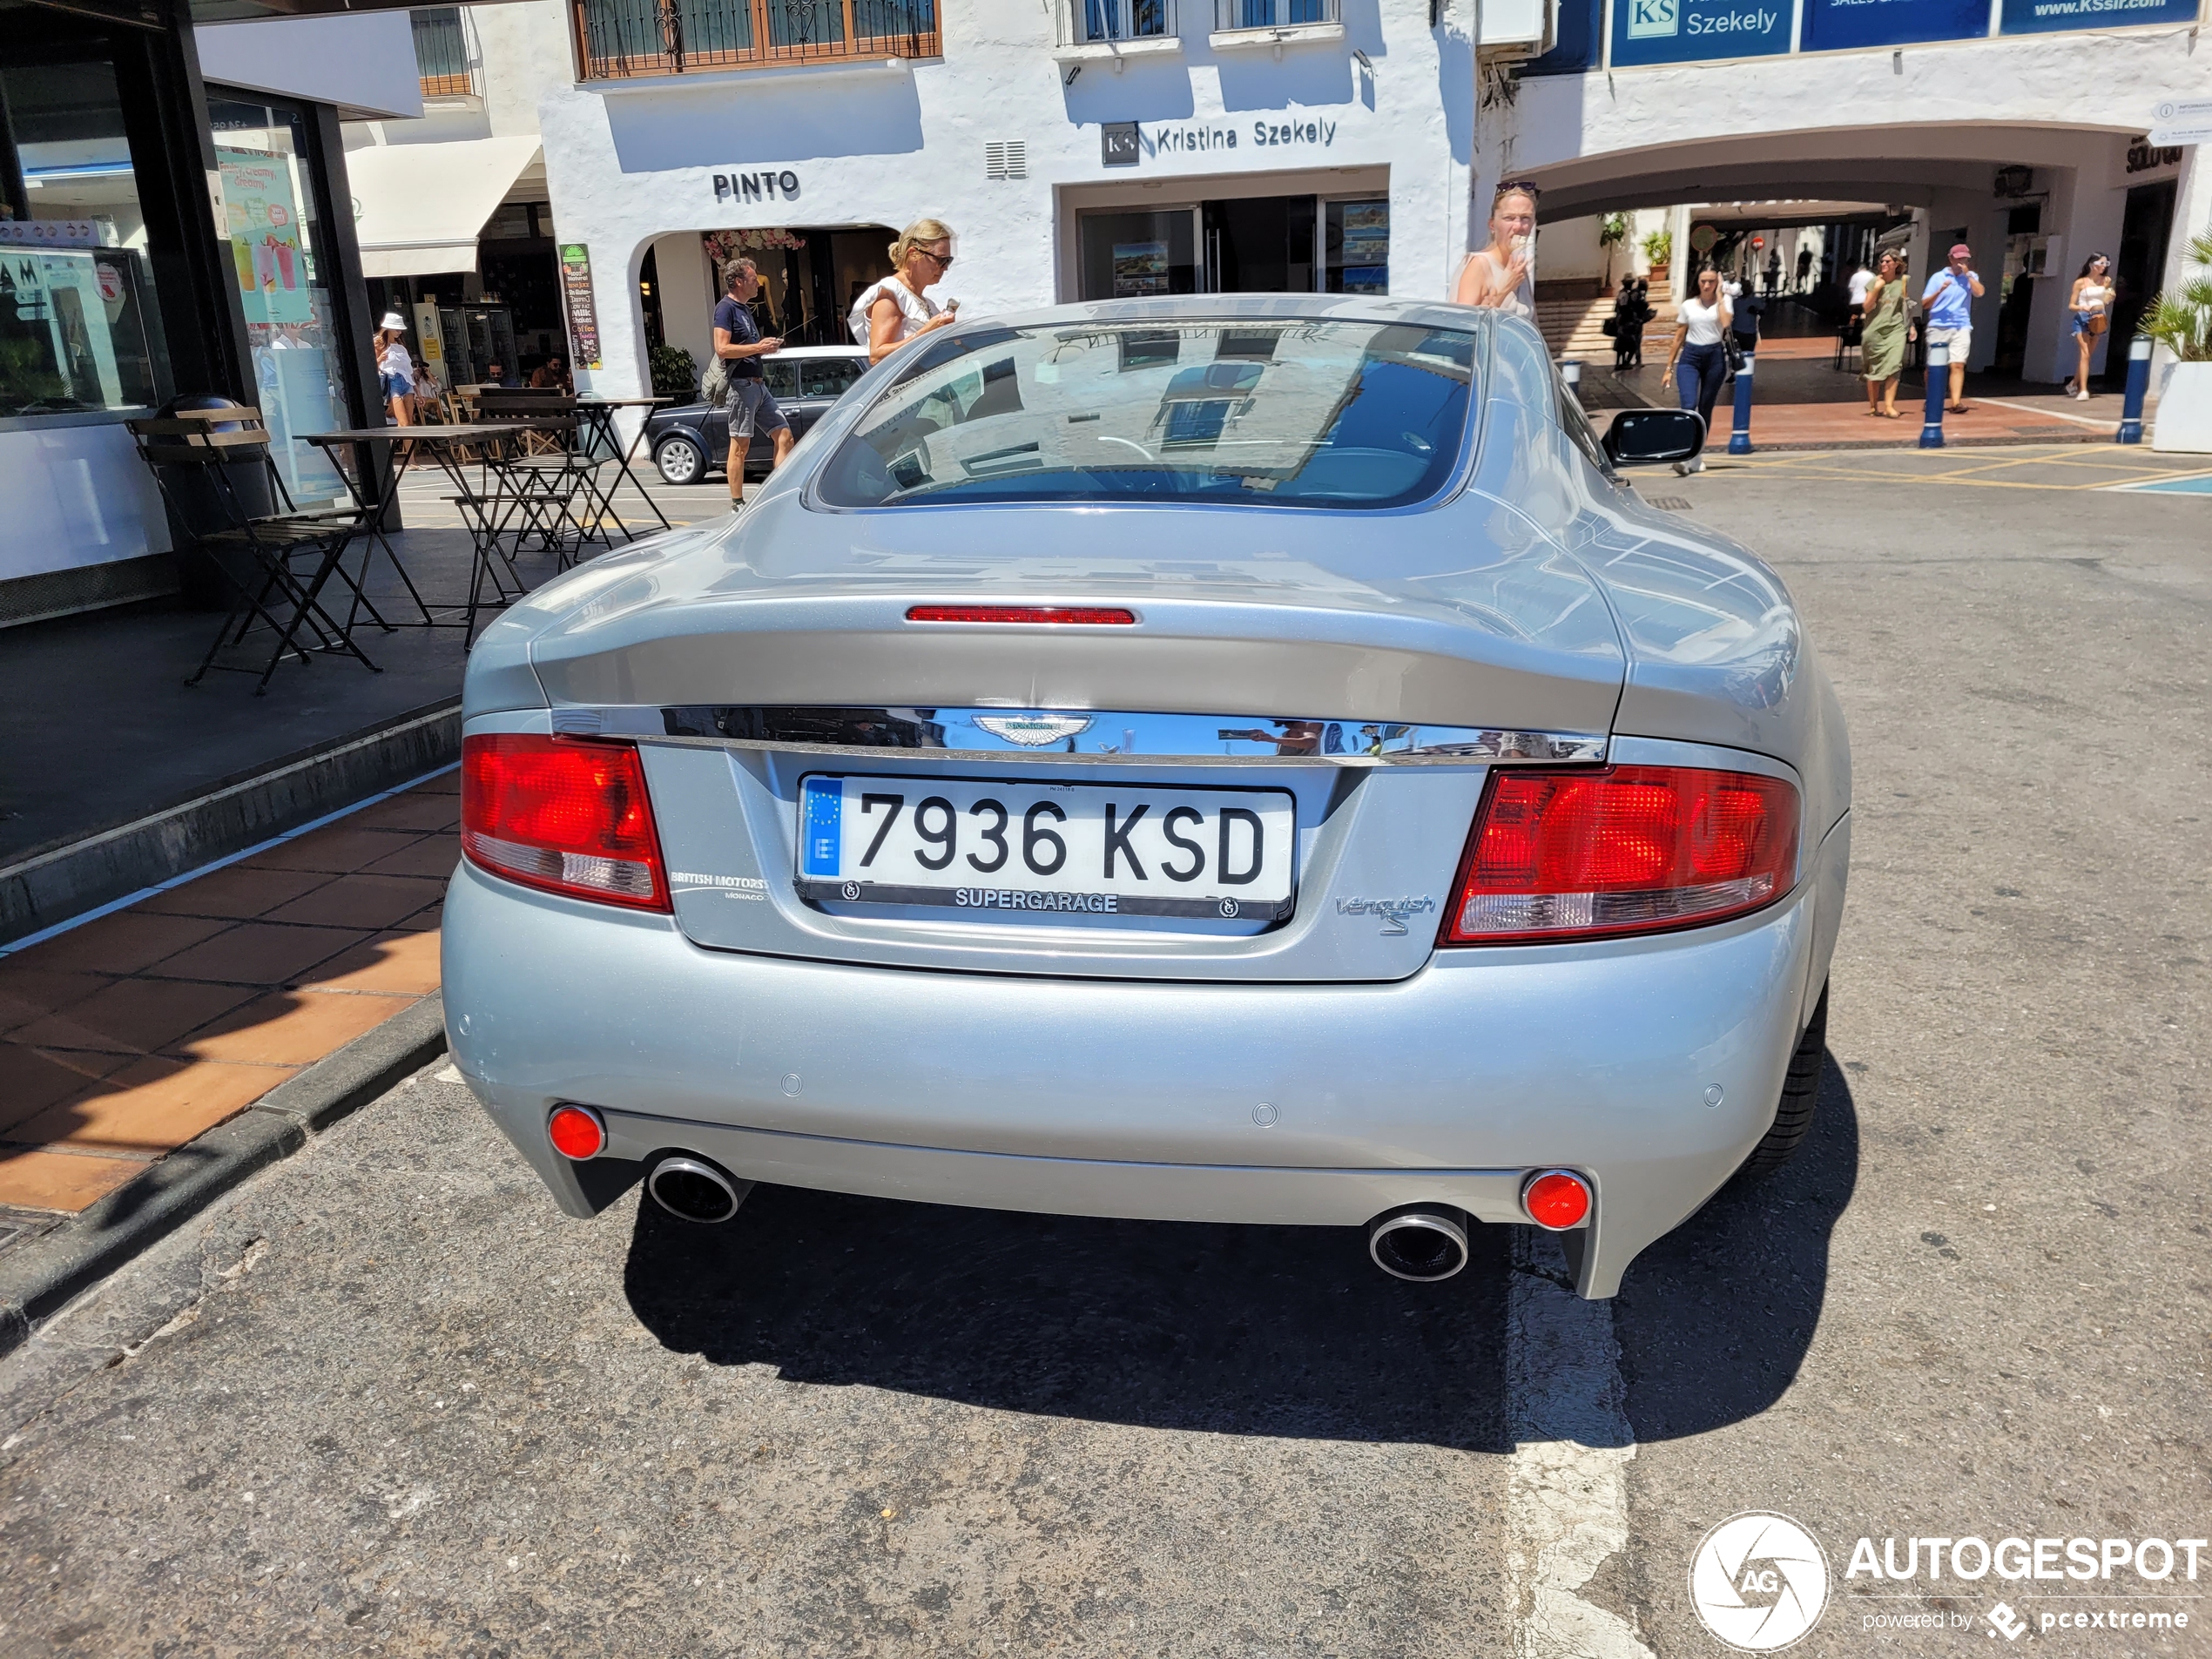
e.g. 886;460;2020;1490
711;258;790;510
1921;243;1986;415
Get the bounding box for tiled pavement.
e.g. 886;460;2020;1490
1577;334;2145;447
0;774;455;1217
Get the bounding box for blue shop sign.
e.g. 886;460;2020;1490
2000;0;2199;30
1610;0;1793;65
1802;0;1986;50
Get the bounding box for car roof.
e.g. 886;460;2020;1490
767;345;867;358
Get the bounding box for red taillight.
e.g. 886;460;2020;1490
1442;764;1798;944
1522;1170;1591;1230
548;1103;606;1161
461;733;670;911
905;604;1136;624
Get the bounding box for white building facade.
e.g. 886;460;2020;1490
530;0;1535;401
387;0;2206;406
1497;6;2211;387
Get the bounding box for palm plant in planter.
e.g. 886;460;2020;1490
1600;213;1630;292
2144;229;2212;453
1641;228;1674;288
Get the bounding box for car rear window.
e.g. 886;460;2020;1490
800;356;867;398
816;319;1477;510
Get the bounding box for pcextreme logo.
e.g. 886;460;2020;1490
1689;1513;1831;1651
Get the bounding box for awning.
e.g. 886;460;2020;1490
345;136;543;280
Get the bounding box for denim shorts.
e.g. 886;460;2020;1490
725;378;789;439
381;373;412;401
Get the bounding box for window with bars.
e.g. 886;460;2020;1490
410;9;475;97
576;0;941;78
1212;0;1335;28
1069;0;1176;40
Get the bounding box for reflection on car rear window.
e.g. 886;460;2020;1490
816;320;1476;510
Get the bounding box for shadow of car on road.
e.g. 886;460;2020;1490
1614;1055;1860;1443
618;1057;1858;1452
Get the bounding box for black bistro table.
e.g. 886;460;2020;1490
573;396;672;535
302;421;546;643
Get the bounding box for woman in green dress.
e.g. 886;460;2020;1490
1860;248;1916;418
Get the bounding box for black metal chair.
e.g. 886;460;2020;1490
128;405;381;694
474;390;615;570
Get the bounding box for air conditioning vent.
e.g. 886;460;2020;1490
985;140;1028;180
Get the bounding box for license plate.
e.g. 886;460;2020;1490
797;773;1296;921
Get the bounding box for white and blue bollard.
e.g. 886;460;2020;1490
1728;350;1755;455
2115;336;2152;444
1919;343;1948;449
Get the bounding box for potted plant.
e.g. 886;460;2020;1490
650;343;699;401
2144;229;2212;453
1641;227;1674;288
1600;213;1629;293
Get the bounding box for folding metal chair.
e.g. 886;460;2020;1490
129;407;382;695
475;391;616;570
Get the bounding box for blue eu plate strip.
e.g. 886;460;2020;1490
801;777;844;876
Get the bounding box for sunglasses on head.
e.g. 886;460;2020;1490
1496;179;1542;196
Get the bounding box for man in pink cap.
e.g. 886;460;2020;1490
1921;243;1985;414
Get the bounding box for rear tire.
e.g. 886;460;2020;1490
655;435;705;486
1743;985;1826;1177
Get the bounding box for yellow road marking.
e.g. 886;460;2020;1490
1706;447;2210;491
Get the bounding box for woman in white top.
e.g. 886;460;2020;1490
1453;183;1538;320
1660;267;1733;474
374;313;415;428
2066;253;2113;401
850;218;961;365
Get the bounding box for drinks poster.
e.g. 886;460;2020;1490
216;147;311;327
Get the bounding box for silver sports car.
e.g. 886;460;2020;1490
442;295;1850;1299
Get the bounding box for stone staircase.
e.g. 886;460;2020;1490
1536;292;1677;361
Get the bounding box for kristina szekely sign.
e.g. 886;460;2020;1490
1102;118;1339;165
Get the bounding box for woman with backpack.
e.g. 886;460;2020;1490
1610;277;1652;372
850;219;961;365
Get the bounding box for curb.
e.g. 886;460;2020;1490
0;994;448;1361
0;701;460;948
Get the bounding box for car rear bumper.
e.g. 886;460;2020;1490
442;818;1845;1298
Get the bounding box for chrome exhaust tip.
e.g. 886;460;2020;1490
646;1154;752;1224
1367;1206;1471;1283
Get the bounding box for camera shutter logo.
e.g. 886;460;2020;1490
1627;0;1680;36
1689;1513;1831;1651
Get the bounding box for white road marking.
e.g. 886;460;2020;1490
1506;1230;1655;1659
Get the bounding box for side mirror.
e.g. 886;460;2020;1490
1602;408;1706;468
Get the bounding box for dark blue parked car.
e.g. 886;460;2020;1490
645;346;872;484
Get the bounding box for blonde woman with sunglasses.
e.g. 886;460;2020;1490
850;219;961;365
1454;183;1538;320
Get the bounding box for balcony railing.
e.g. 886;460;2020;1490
411;8;475;98
577;0;940;78
1071;0;1175;44
1212;0;1335;27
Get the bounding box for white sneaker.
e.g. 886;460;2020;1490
2063;379;2077;395
2075;390;2090;401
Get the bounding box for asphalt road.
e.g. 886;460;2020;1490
1;446;2206;1657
